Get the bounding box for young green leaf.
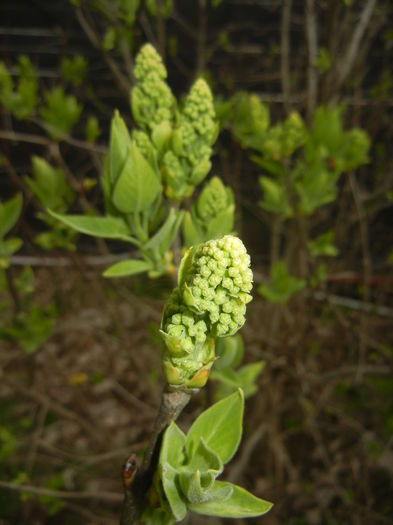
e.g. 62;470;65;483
48;211;137;244
0;193;23;239
188;481;273;518
142;209;184;256
0;238;23;267
109;111;131;185
160;421;186;469
112;141;161;213
182;211;201;246
185;389;244;465
40;87;82;140
184;437;223;474
102;259;152;278
258;261;306;304
160;462;187;521
307;230;338;257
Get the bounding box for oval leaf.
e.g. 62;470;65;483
160;462;187;521
48;211;136;243
185;389;244;465
103;259;152;278
189;481;273;518
112;141;161;213
160;421;186;468
0;194;23;239
109;110;130;184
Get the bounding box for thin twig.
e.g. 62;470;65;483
196;0;208;74
349;172;372;381
156;0;166;59
335;0;377;90
280;0;292;114
0;480;122;503
120;390;191;525
0;129;107;154
10;253;132;267
75;6;131;99
305;0;318;121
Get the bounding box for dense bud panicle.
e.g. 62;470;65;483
131;44;175;132
133;43;167;81
196;176;233;222
160;236;253;390
163;78;217;200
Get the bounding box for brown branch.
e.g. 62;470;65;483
280;0;292;114
120;390;191;525
349;172;372;382
10;253;132;267
335;0;377;90
5;378;102;444
0;480;122;503
0;129;108;154
305;0;318;121
156;0;166;59
75;6;131;99
196;0;208;74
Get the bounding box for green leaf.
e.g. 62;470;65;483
189;481;273;518
234;361;265;398
143;209;184;257
109;110;131;184
152;120;172;153
160;421;186;468
182;211;203;247
258;260;306;304
28;156;73;210
214;334;244;371
184;437;223;474
0;56;37;120
259;177;292;218
60;56;87;86
0;237;23;258
0;194;23;239
185;389;244;465
160;462;187;521
103;259;152;278
85;116;101;143
112;141;161;213
48;211;137;243
206;205;235;240
40;87;82;140
307;230;338;257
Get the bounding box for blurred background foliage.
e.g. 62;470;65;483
0;0;392;524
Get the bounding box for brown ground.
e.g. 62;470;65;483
1;263;392;525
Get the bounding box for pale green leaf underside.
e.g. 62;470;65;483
161;462;187;521
189;481;273;518
159;421;186;469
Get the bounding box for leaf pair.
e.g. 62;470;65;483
153;390;272;523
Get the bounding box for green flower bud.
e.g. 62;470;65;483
131;44;175;132
163;78;218;201
133;43;167;81
160;236;253;390
182;236;252;337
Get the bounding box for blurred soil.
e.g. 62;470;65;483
1;264;392;525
